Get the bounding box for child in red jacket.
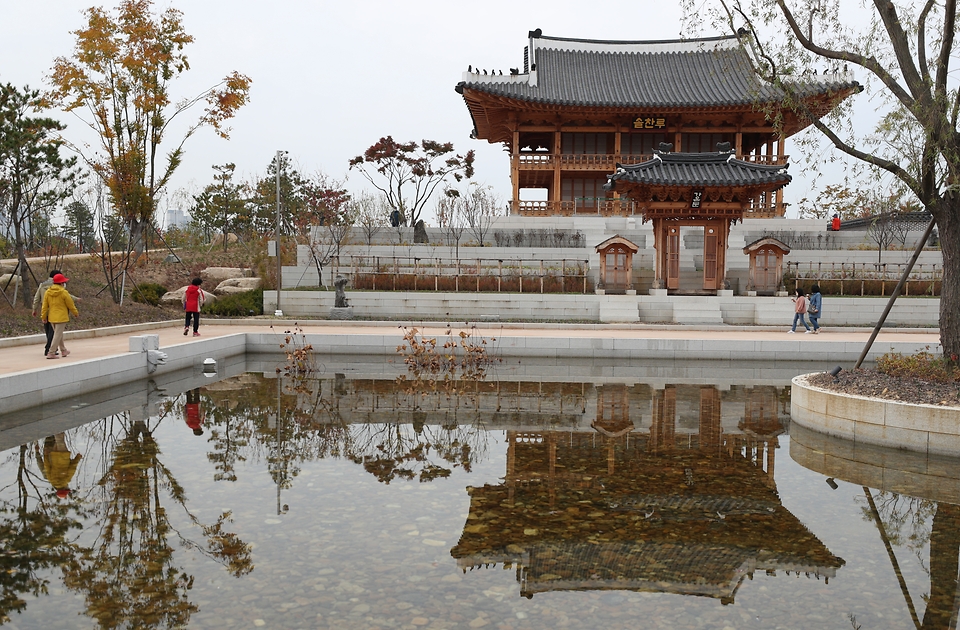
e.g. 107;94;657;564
182;278;206;336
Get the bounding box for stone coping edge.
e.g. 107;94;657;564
0;317;940;350
790;372;960;457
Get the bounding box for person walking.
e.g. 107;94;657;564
182;277;206;336
32;269;60;357
40;273;79;359
808;284;823;334
788;287;811;333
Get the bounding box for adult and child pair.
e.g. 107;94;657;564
33;270;79;359
789;284;822;334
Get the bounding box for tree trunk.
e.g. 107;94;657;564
129;217;146;263
17;250;31;308
13;217;32;307
920;502;960;630
933;197;960;362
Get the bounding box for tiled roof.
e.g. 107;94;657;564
457;33;858;109
606;150;792;189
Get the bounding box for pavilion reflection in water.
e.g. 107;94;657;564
451;384;844;601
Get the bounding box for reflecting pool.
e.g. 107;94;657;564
1;356;958;629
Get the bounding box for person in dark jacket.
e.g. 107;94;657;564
808;284;823;334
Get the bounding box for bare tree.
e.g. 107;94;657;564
867;213;898;263
306;202;355;287
681;0;960;361
436;189;467;258
352;191;389;246
461;183;502;247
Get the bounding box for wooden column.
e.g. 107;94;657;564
776;136;786;215
511;127;520;215
552;127;562;213
717;219;730;289
652;217;664;289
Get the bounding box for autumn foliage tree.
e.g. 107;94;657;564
348;137;475;228
47;0;251;271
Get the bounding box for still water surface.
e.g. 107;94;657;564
1;358;957;629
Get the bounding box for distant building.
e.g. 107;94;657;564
164;205;190;230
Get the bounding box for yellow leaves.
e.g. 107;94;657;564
48;0;251;213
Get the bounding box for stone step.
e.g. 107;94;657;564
598;295;640;323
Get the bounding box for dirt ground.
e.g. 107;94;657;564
0;245;264;337
807;369;960;407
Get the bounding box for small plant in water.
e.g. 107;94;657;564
395;323;500;397
273;323;317;376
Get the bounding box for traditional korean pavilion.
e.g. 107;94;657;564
456;30;859;292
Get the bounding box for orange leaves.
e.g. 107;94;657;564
47;0;251;222
202;72;252;139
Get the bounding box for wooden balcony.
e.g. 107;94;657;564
514;198;785;218
515;199;638;217
517;153;789;171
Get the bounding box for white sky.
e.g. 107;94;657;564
0;0;863;222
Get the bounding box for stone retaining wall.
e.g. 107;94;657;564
267;290;941;327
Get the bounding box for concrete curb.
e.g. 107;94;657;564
791;373;960;457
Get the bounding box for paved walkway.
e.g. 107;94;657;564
0;319;941;377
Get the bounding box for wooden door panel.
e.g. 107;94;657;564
666;228;680;290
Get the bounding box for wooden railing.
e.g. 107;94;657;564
330;255;592;294
786;261;942;296
516;153;789;169
515;199;637;217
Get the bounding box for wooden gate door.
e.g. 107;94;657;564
756;248;777;292
604;247;629;292
703;226;719;290
666;227;680;290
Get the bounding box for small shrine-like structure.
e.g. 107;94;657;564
457;30;859;293
595;235;639;293
742;237;792;295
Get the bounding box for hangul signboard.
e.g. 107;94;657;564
691;190;704;209
633;116;667;129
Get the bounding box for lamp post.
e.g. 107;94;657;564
275;150;284;317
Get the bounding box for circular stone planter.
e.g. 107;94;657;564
791;373;960;457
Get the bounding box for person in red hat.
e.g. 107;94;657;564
40;273;79;359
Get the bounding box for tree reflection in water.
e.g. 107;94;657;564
57;415;252;628
860;490;960;629
0;444;84;623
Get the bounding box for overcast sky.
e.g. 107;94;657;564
1;0;864;222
